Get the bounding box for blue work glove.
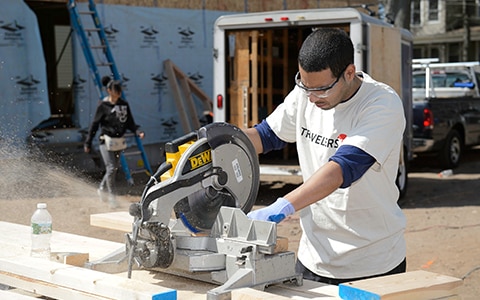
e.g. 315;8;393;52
247;197;295;223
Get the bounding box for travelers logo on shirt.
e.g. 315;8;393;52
300;127;346;148
337;134;347;142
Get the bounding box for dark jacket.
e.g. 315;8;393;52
84;98;138;148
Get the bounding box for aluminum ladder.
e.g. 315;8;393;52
67;0;152;184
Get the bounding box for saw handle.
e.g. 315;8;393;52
128;161;173;221
142;161;172;198
164;131;197;153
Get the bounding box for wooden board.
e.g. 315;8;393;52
368;24;402;98
90;211;133;232
0;222;462;300
51;252;89;267
0;221;122;261
0;221;328;300
0;289;42;300
0;256;176;300
235;31;251;129
338;270;462;300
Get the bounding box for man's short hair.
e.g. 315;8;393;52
298;28;354;77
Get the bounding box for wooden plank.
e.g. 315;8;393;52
164;59;213;131
231;31;250;128
338;270;462;300
260;279;339;299
171;61;213;112
178;76;202;129
52;252;89;267
120;268;339;300
90;211;133;232
0;221;123;262
0;222;313;299
0;289;42;300
265;31;273;114
368;24;402;98
0;222;462;300
164;59;192;133
0;271;111;300
0;256;176;300
250;30;259;127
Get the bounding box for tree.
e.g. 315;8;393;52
382;0;411;30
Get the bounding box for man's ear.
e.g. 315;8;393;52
344;64;356;80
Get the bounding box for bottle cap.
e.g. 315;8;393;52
37;203;47;209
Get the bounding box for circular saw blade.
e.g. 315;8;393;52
175;122;260;232
201;122;260;213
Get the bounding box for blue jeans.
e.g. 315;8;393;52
99;143;121;198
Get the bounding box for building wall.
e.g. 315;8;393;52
410;0;446;36
34;0;375;13
411;0;479;62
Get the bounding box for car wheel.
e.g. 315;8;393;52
396;145;408;202
439;129;462;169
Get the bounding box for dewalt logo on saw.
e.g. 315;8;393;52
188;149;212;170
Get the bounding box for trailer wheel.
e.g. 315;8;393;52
396;145;408;204
439;129;462;169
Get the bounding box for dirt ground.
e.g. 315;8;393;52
0;146;479;299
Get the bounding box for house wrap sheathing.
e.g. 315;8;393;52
1;0;228;168
1;0;50;148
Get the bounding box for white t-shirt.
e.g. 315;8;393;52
266;72;406;278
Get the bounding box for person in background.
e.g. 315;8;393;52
84;80;144;209
245;28;407;285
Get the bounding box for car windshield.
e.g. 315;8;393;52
413;71;471;88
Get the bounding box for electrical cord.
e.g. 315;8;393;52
405;223;480;233
462;266;480;280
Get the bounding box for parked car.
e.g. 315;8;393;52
412;60;480;168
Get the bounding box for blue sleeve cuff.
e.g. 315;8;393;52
329;145;376;188
254;119;287;154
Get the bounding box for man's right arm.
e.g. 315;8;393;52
243;127;264;154
244;119;287;154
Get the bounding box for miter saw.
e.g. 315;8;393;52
125;122;302;299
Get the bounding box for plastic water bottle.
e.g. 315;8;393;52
30;203;52;259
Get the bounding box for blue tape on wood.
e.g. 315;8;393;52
338;283;380;300
152;289;177;300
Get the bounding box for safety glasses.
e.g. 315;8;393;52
295;66;348;98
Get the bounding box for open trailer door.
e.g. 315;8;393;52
225;28;302;129
368;23;403;97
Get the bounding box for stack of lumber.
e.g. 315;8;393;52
0;220;463;300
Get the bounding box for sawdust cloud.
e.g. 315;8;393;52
0;140;98;200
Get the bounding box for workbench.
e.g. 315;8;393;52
0;220;463;300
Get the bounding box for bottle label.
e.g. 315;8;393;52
32;223;52;235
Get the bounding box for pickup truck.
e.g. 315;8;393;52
412;60;480;168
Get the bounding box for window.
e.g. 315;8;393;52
413;73;426;88
413;47;423;59
448;43;460;62
428;0;439;21
430;48;440;60
413;72;472;88
411;0;421;25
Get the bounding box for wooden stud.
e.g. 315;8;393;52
338;270;462;300
0;257;176;300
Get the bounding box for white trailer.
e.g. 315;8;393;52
212;8;413;198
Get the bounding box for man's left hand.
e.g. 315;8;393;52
247;197;295;223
